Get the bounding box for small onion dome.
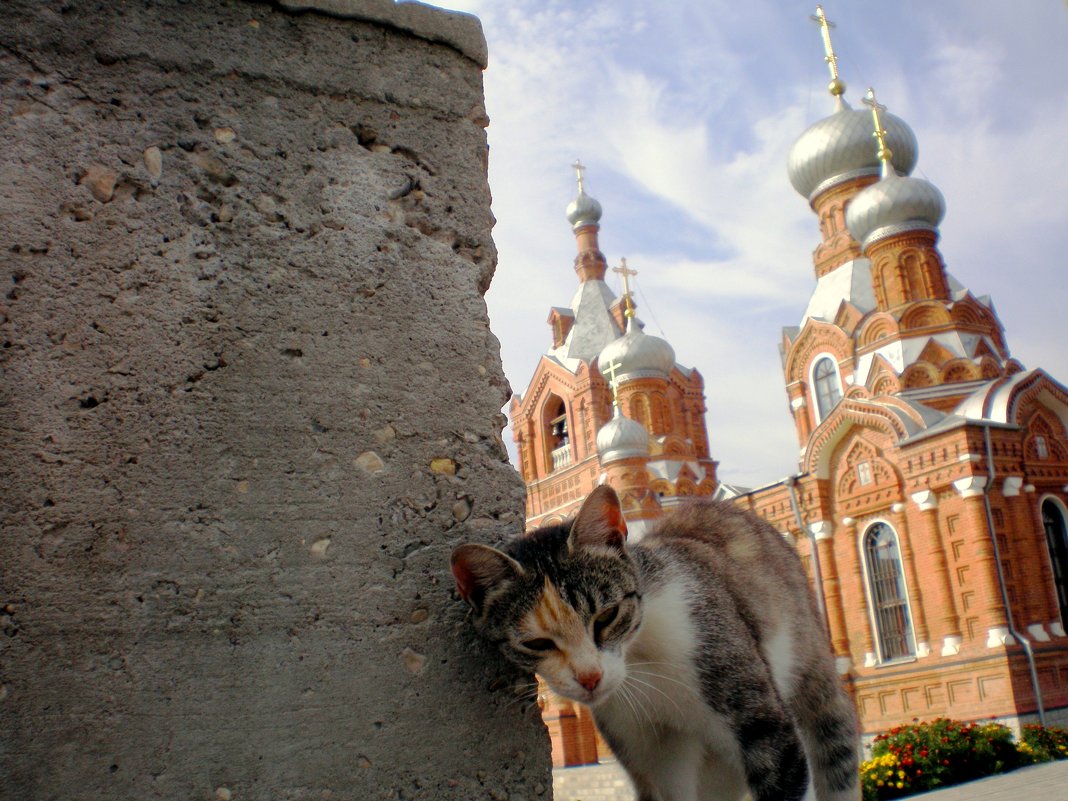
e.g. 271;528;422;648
566;186;603;230
845;172;945;250
597;318;675;381
788;107;918;201
596;406;649;462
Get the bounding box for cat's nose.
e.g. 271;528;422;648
576;670;602;692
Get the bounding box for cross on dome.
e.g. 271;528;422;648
572;159;587;194
603;358;624;407
612;258;638;318
811;5;846;105
863;87;894;177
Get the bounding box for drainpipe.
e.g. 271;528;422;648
980;423;1046;726
787;474;829;634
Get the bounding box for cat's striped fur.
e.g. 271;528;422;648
452;485;860;801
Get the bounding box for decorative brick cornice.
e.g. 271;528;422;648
803;400;910;478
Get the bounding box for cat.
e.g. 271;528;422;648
451;485;860;801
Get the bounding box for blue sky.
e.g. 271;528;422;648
432;0;1068;487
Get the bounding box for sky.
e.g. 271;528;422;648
430;0;1068;488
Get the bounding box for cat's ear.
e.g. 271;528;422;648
451;543;524;611
570;485;628;551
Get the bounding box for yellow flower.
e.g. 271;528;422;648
897;782;904;789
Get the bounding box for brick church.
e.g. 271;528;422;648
509;8;1068;765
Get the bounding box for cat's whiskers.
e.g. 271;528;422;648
624;672;684;716
627;667;701;696
614;676;654;728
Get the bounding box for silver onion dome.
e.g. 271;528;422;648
596;406;649;462
845;173;945;250
788;107;918;201
597;318;676;381
566;187;603;230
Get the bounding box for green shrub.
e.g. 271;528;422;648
860;718;1020;801
1018;723;1068;764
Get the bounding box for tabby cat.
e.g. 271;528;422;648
451;485;860;801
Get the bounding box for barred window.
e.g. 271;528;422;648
864;523;915;661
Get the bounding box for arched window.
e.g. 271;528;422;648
543;395;570;472
812;356;842;422
864;523;915;661
1041;500;1068;628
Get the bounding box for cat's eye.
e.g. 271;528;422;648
593;605;619;644
521;638;557;653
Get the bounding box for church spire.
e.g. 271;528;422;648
845;88;945;256
566;160;608;283
845;88;949;309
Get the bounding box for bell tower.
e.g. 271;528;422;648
509;167;719;532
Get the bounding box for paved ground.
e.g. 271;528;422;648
552;758;1068;801
907;759;1068;800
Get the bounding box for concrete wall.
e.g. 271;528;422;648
0;1;551;798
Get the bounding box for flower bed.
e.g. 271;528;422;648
1018;723;1068;764
861;718;1068;800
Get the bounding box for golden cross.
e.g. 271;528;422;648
612;257;638;318
810;5;845;101
572;159;586;194
862;87;893;175
603;358;623;407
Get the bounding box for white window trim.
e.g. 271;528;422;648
858;519;918;665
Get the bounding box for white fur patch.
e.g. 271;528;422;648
599;576;708;733
763;624;796;699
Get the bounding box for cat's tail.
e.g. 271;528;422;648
793;670;862;801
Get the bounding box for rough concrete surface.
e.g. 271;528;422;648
0;1;551;799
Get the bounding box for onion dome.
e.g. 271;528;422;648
845;88;946;250
566;159;603;230
597;318;675;381
845;172;945;250
787;107;918;201
566;184;602;230
596;406;649;462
